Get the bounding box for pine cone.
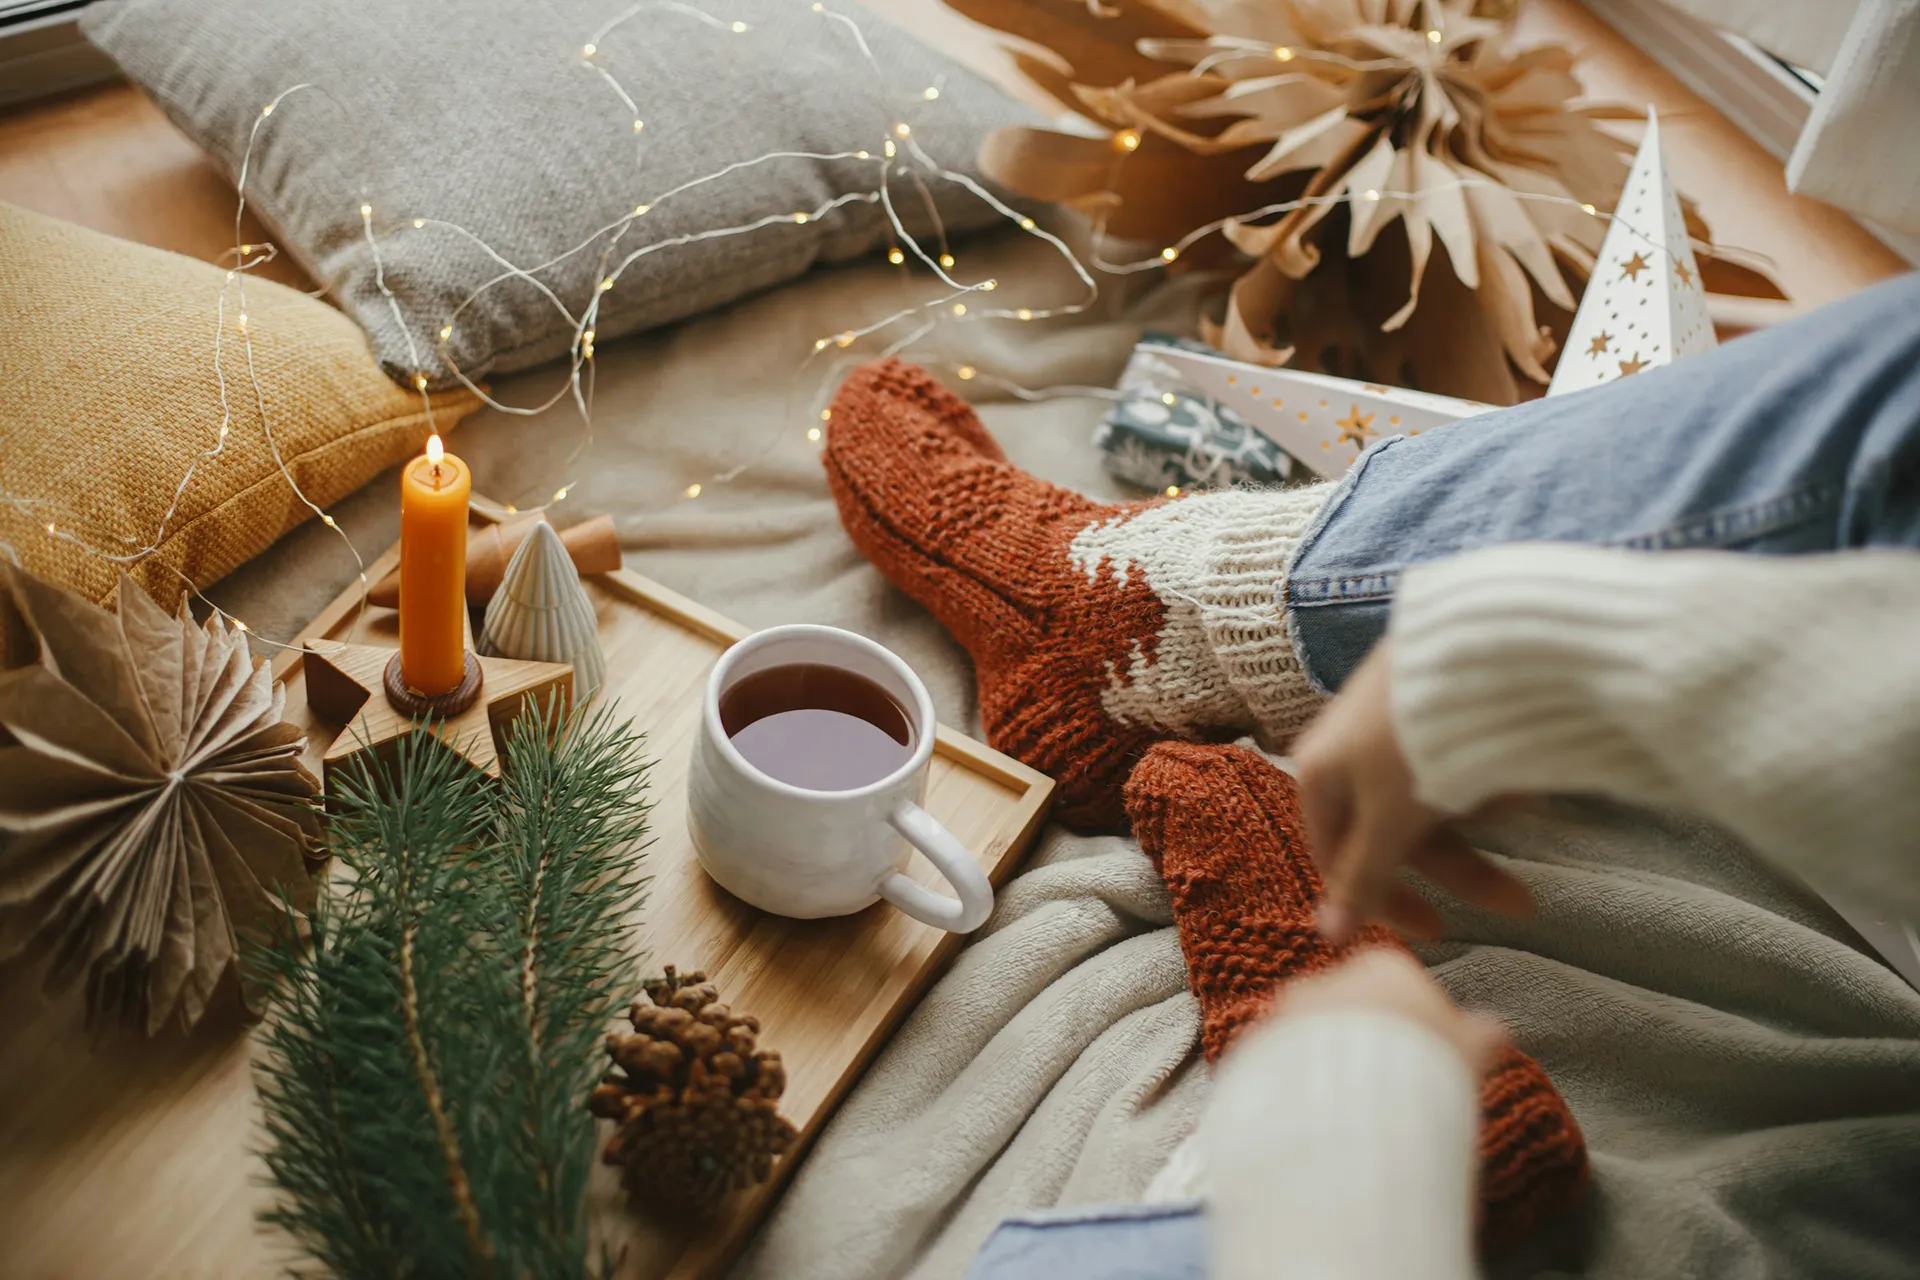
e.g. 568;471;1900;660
589;966;798;1213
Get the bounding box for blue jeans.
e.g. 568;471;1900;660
1286;270;1920;691
965;1203;1207;1280
966;271;1920;1280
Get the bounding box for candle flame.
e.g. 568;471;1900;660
425;434;445;465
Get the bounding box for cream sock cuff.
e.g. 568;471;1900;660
1066;483;1333;742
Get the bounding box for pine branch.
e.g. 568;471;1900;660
252;705;651;1278
398;911;496;1280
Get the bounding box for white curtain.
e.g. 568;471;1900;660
1657;0;1920;239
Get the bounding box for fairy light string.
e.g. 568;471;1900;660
0;0;1777;643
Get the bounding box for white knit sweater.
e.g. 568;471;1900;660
1188;545;1920;1278
1391;545;1920;921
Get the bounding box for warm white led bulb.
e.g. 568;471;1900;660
938;253;955;269
730;20;747;32
1273;45;1293;60
359;203;373;218
1018;217;1036;230
1016;308;1033;320
599;278;614;291
1363;189;1381;201
807;427;822;441
980;279;997;290
685;483;703;497
439;325;453;341
793;211;810;223
633;118;645;133
892;122;911;138
820;408;832;421
261;103;274;116
1161;246;1179;262
956;365;977;380
634;203;650;216
923;87;939;100
1426;28;1442;42
951;303;966;316
583;42;597;56
887;247;904;264
1114;129;1141;152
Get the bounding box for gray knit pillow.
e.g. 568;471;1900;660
83;0;1028;387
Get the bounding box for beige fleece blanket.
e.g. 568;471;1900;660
211;229;1920;1279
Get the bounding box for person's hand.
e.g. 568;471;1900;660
1291;639;1532;943
1279;948;1507;1076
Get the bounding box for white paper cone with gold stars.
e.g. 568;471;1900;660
1547;110;1713;396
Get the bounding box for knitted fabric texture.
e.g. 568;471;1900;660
824;358;1327;831
0;202;480;610
1125;741;1590;1251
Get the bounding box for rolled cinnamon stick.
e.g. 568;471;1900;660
367;513;620;608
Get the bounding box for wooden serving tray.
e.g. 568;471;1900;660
278;505;1054;1278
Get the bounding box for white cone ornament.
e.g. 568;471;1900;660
1547;109;1714;397
478;518;605;703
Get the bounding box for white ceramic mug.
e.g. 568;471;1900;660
688;624;994;932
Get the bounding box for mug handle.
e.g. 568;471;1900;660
878;801;995;933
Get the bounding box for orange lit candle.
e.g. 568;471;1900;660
398;434;471;696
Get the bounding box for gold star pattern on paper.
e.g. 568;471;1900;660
1587;331;1612;355
1619;252;1650;281
1617;354;1647;377
1335;405;1376;448
1673;258;1695;287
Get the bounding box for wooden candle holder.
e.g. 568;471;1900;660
303;640;572;793
383;649;484;718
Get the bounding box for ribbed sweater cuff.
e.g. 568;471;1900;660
1389;543;1684;816
1202;1011;1479;1280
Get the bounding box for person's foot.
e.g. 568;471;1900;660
1125;741;1590;1251
824;359;1331;831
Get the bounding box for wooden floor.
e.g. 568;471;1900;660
0;0;1905;307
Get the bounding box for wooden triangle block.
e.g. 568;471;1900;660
303;640;573;797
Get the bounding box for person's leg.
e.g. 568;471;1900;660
825;359;1332;830
824;275;1920;829
1123;741;1588;1248
1287;271;1920;691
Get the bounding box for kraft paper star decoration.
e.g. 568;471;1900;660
1547;108;1714;395
302;640;573;796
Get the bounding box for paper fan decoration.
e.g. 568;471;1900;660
955;0;1782;403
0;564;321;1034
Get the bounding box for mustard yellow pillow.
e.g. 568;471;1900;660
0;202;480;609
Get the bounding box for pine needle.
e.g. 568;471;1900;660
252;700;652;1278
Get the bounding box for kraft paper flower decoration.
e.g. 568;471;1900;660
954;0;1782;402
0;564;322;1033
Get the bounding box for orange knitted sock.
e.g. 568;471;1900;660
825;358;1330;831
1125;741;1589;1252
